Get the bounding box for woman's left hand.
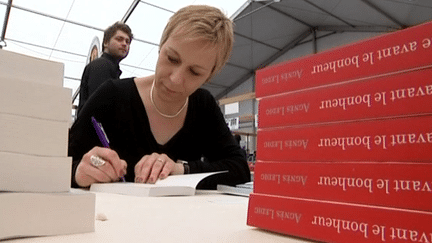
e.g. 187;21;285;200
134;153;183;183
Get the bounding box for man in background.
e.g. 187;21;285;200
77;21;133;115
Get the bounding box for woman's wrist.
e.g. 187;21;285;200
176;160;189;174
170;161;184;175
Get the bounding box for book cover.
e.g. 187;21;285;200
247;193;432;243
0;152;71;192
90;171;226;197
0;77;72;123
258;67;432;128
253;161;432;212
255;21;432;98
0;113;69;157
0;189;95;240
0;49;64;87
256;115;432;162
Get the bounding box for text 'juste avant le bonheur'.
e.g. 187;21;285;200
260;173;432;195
264;84;432;116
260;37;432;85
312;215;432;242
263;131;432;151
254;206;432;242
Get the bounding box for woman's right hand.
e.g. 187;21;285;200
75;146;127;187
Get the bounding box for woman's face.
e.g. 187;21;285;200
154;30;217;103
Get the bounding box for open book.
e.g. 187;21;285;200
90;171;226;197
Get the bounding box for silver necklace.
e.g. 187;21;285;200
150;80;188;119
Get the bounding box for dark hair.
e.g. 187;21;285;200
102;21;133;51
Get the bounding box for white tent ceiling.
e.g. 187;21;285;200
211;0;432;100
0;0;246;106
2;0;432;103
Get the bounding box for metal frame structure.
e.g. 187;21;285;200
1;0;432;100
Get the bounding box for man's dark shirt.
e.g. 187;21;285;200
77;53;122;115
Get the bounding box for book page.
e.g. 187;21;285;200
90;171;227;197
155;171;226;187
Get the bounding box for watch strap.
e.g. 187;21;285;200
177;160;190;174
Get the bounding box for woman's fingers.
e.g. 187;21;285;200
135;153;175;183
75;147;127;187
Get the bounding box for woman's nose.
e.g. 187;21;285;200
170;67;185;85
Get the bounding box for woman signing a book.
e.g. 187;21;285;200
68;5;251;189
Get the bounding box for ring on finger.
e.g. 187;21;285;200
90;155;106;168
156;158;164;164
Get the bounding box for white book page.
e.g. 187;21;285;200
154;171;226;188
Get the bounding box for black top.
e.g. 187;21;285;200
69;78;251;189
77;53;122;115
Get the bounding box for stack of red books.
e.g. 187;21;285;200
247;20;432;243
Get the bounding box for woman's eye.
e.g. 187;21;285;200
168;56;179;64
190;69;200;76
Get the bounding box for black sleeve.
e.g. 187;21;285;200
77;65;90;114
188;90;251;189
69;80;117;188
77;60;116;115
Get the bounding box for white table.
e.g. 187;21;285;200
9;190;312;243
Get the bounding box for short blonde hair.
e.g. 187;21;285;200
160;5;234;81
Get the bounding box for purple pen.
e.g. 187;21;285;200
91;116;126;182
91;117;110;148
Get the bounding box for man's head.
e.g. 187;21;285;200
102;22;133;60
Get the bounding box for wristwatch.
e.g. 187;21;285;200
177;160;190;174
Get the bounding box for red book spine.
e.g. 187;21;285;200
253;161;432;212
258;68;432;128
255;21;432;98
247;193;432;243
256;116;432;162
